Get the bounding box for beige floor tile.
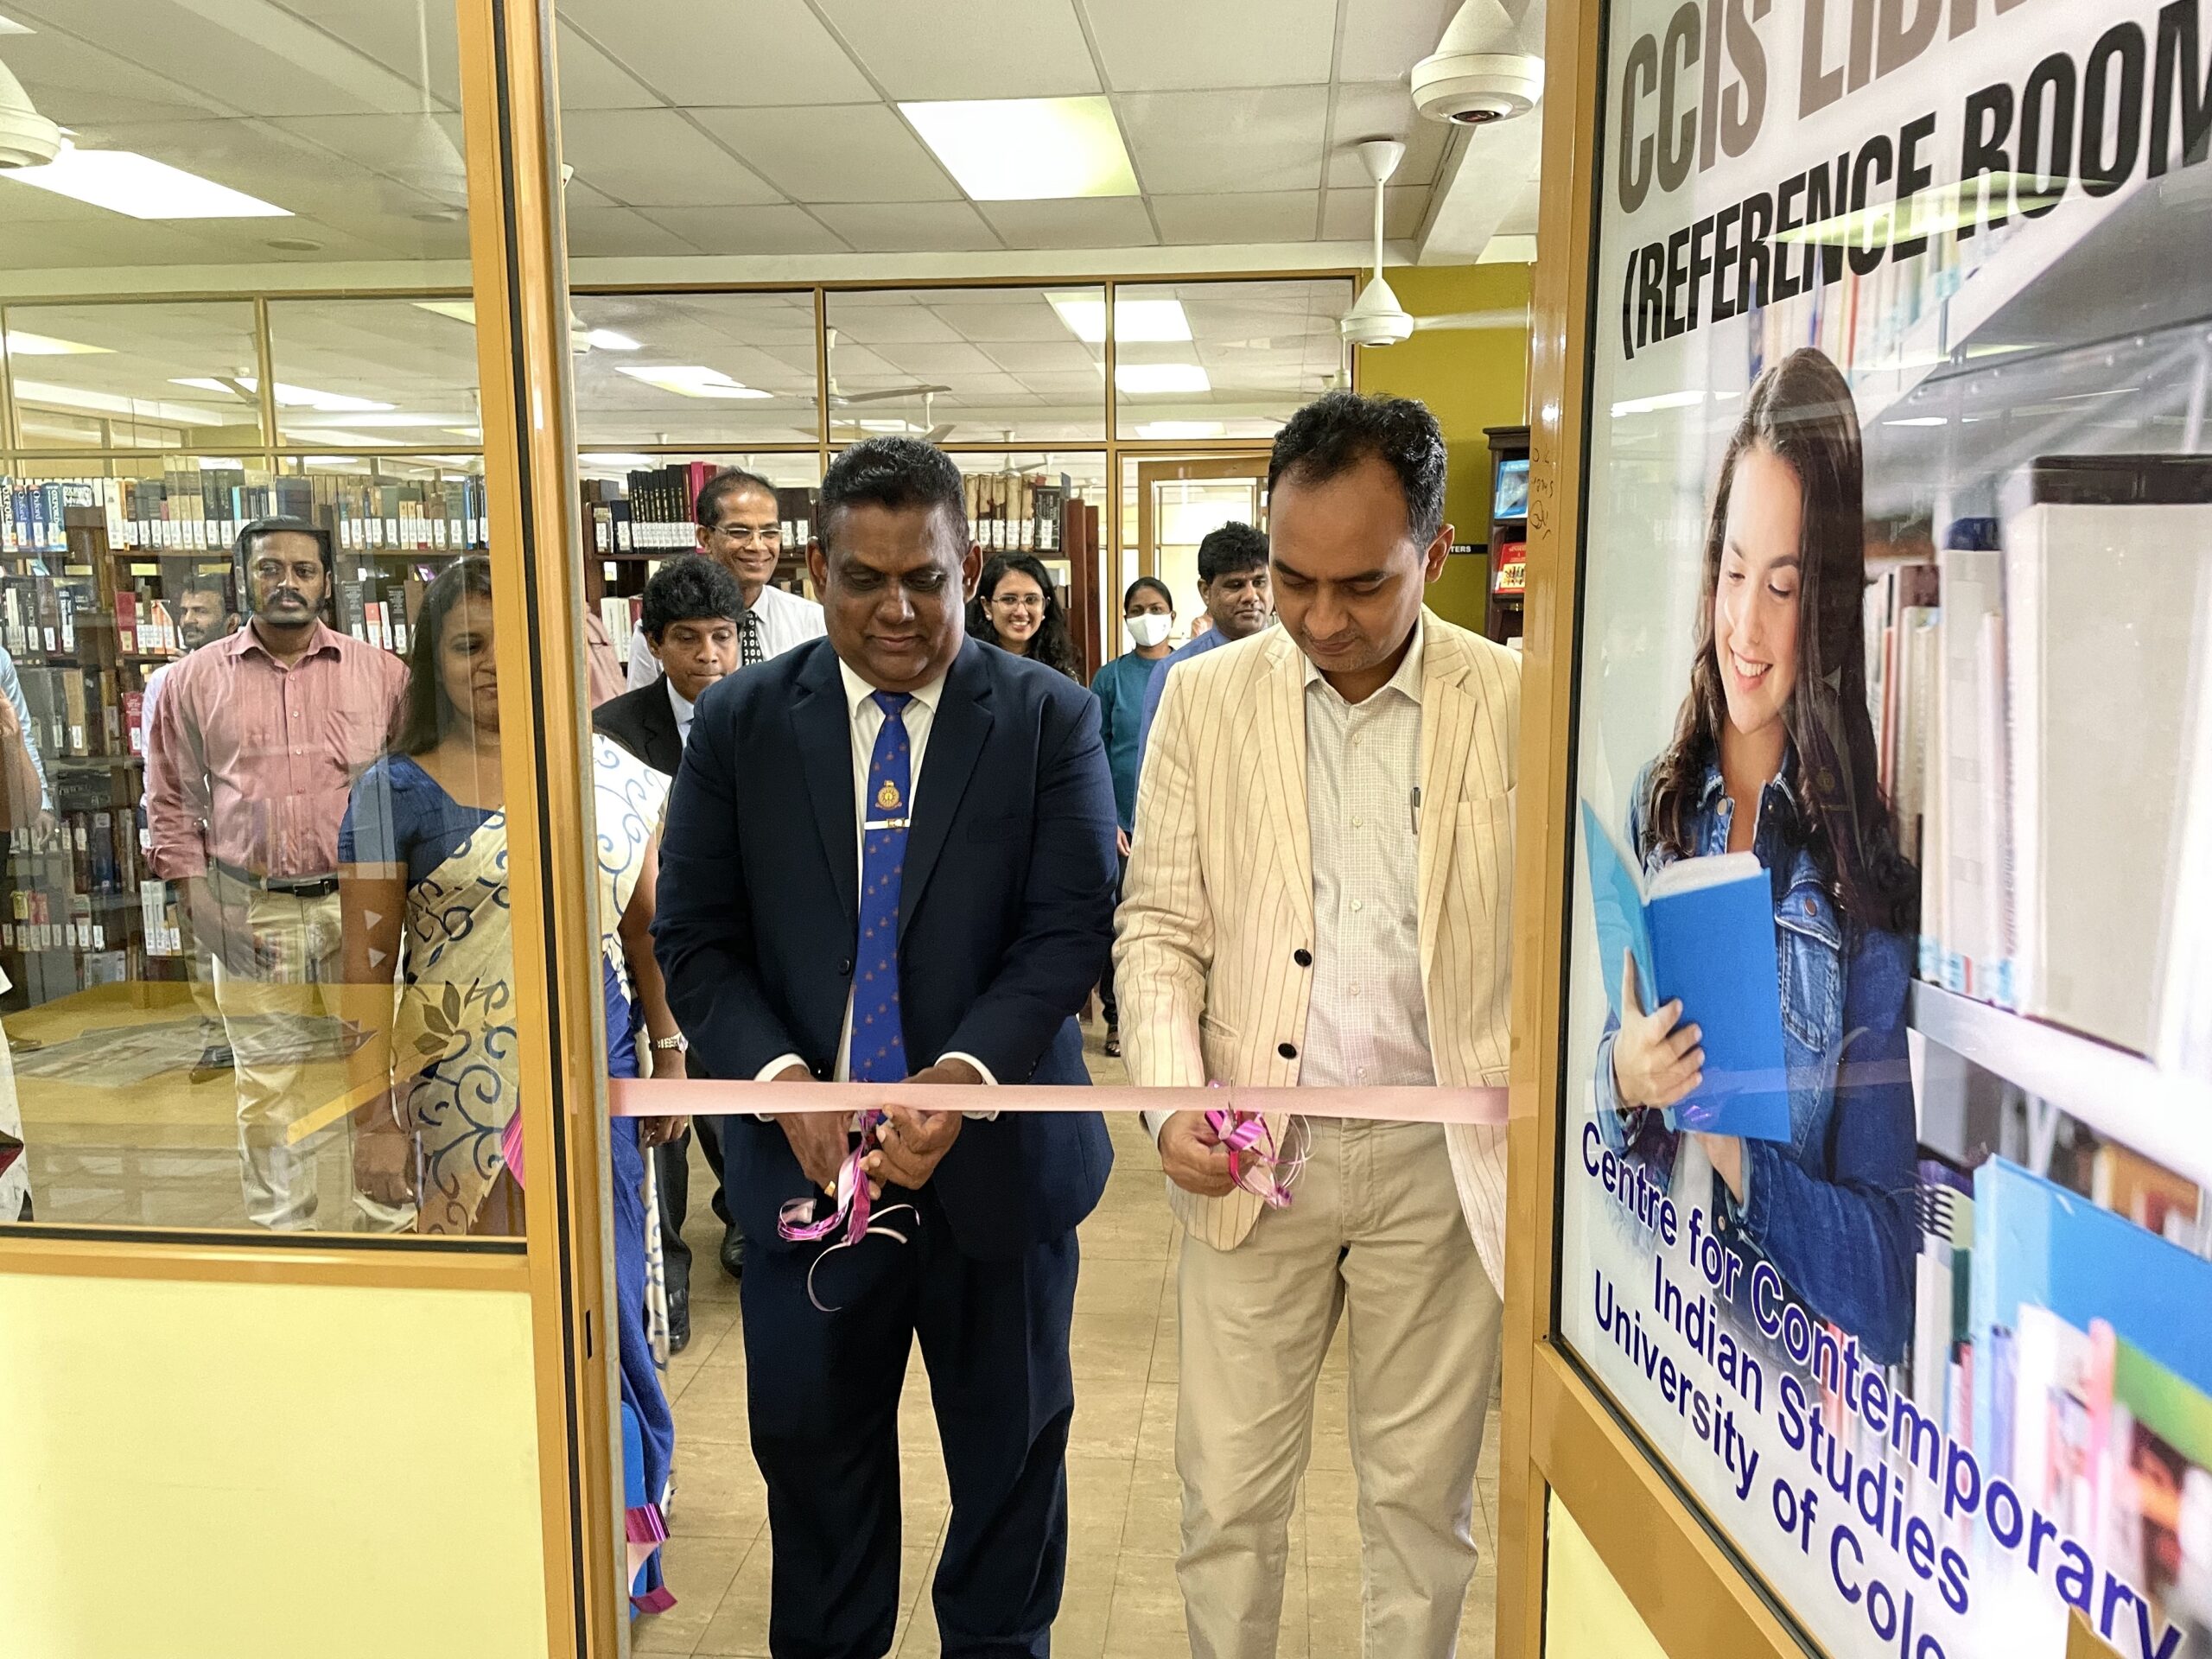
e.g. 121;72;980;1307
1118;1457;1184;1560
1102;1554;1190;1658
670;1438;769;1537
635;1531;753;1656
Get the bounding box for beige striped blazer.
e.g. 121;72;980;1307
1114;613;1518;1287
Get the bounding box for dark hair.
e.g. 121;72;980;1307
1268;391;1447;543
1122;575;1174;612
1197;521;1269;584
694;467;777;530
1644;347;1918;934
969;553;1081;680
641;555;745;644
395;556;494;756
236;515;331;592
179;571;232;606
820;437;966;556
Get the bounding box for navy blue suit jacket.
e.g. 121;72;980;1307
652;636;1117;1262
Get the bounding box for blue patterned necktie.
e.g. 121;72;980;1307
849;690;912;1084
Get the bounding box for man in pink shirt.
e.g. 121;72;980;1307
146;518;408;1231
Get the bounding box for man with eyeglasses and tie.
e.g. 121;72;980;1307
655;436;1118;1659
626;466;826;690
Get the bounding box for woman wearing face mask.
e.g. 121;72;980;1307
969;552;1084;681
1088;576;1177;1058
1592;348;1918;1366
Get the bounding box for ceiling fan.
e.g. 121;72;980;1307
826;327;956;441
1338;138;1531;347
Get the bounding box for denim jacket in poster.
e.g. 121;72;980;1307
1592;756;1916;1364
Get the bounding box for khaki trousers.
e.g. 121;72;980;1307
208;884;407;1234
1175;1118;1503;1659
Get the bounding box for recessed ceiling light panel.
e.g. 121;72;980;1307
1115;363;1211;395
1046;292;1190;345
616;365;772;400
5;143;289;219
900;98;1139;202
3;330;110;356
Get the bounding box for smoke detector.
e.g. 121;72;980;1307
0;55;59;168
1413;0;1543;127
1339;140;1414;349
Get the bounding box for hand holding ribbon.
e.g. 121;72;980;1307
1204;1105;1304;1210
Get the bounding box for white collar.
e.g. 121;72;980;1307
1302;612;1427;707
837;658;949;721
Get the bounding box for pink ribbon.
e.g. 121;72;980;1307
773;1107;920;1311
499;1110;525;1189
607;1078;1508;1123
1206;1105;1306;1209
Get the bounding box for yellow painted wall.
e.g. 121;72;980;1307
1353;261;1534;634
0;1272;547;1659
1544;1491;1672;1659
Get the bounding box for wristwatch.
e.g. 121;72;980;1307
651;1033;689;1052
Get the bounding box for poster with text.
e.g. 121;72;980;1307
1556;2;2212;1656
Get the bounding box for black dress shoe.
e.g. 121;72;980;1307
667;1285;690;1355
719;1228;745;1281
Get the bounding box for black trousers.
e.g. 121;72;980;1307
1096;849;1128;1029
741;1186;1078;1659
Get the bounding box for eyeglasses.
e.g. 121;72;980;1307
708;523;782;546
989;593;1045;611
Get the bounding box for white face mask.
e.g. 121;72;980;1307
1127;612;1173;649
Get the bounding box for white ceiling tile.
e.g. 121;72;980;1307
264;114;470;208
1325;83;1450;186
554;21;664;111
978;198;1157;251
870;341;1001;378
982;341;1103;374
633;206;849;256
1336;0;1463;81
824;298;966;346
1080;0;1336;91
559;0;876;108
1320;185;1428;241
810;201;1000;253
258;0;466;105
566;206;703;257
0;22;232;124
930;295;1084;345
688;105;960;204
562;111;781;207
1150;191;1318;245
1119;88;1327;194
1496;177;1542;236
815;0;1100;99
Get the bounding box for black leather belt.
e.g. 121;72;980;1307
213;861;340;899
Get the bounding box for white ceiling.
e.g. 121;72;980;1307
0;0;1530;270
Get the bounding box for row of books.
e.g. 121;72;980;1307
0;574;107;663
1861;454;2212;1076
3;810;145;959
336;573;429;657
313;474;486;554
18;664;129;761
964;472;1065;555
583;471;823;556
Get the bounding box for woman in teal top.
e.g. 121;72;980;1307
1088;575;1175;1056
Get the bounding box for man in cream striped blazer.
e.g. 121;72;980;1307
1116;391;1516;1659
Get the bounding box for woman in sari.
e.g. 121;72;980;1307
337;556;688;1612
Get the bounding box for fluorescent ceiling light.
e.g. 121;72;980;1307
616;365;772;400
581;452;657;467
444;426;483;439
416;299;640;352
900;97;1138;201
171;376;392;413
0;15;35;34
420;455;480;467
1115;363;1211;395
1136;420;1226;439
303;455;363;467
858;418;911;433
13;378;229;426
4;142;289;219
4;330;110;356
1885;416;1947;427
1046;291;1189;346
1609;389;1704;418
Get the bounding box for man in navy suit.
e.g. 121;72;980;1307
654;435;1117;1659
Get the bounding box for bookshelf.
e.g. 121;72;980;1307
1483;424;1529;647
1910;983;2212;1193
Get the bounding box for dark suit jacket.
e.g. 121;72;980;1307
594;677;683;778
652;637;1118;1262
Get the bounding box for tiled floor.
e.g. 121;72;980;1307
642;1029;1503;1658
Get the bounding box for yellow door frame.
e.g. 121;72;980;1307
1495;1;1813;1655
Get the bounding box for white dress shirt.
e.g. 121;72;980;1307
627;581;827;690
1299;618;1435;1090
666;681;695;749
756;659;996;1101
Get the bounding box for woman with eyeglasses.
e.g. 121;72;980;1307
969;552;1083;681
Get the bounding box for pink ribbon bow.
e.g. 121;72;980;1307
1205;1094;1306;1210
775;1109;920;1310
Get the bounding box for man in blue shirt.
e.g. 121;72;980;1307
1135;520;1273;767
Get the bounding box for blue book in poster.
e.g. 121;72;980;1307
1580;799;1790;1141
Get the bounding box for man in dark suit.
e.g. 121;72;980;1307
655;436;1117;1659
596;555;744;1350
